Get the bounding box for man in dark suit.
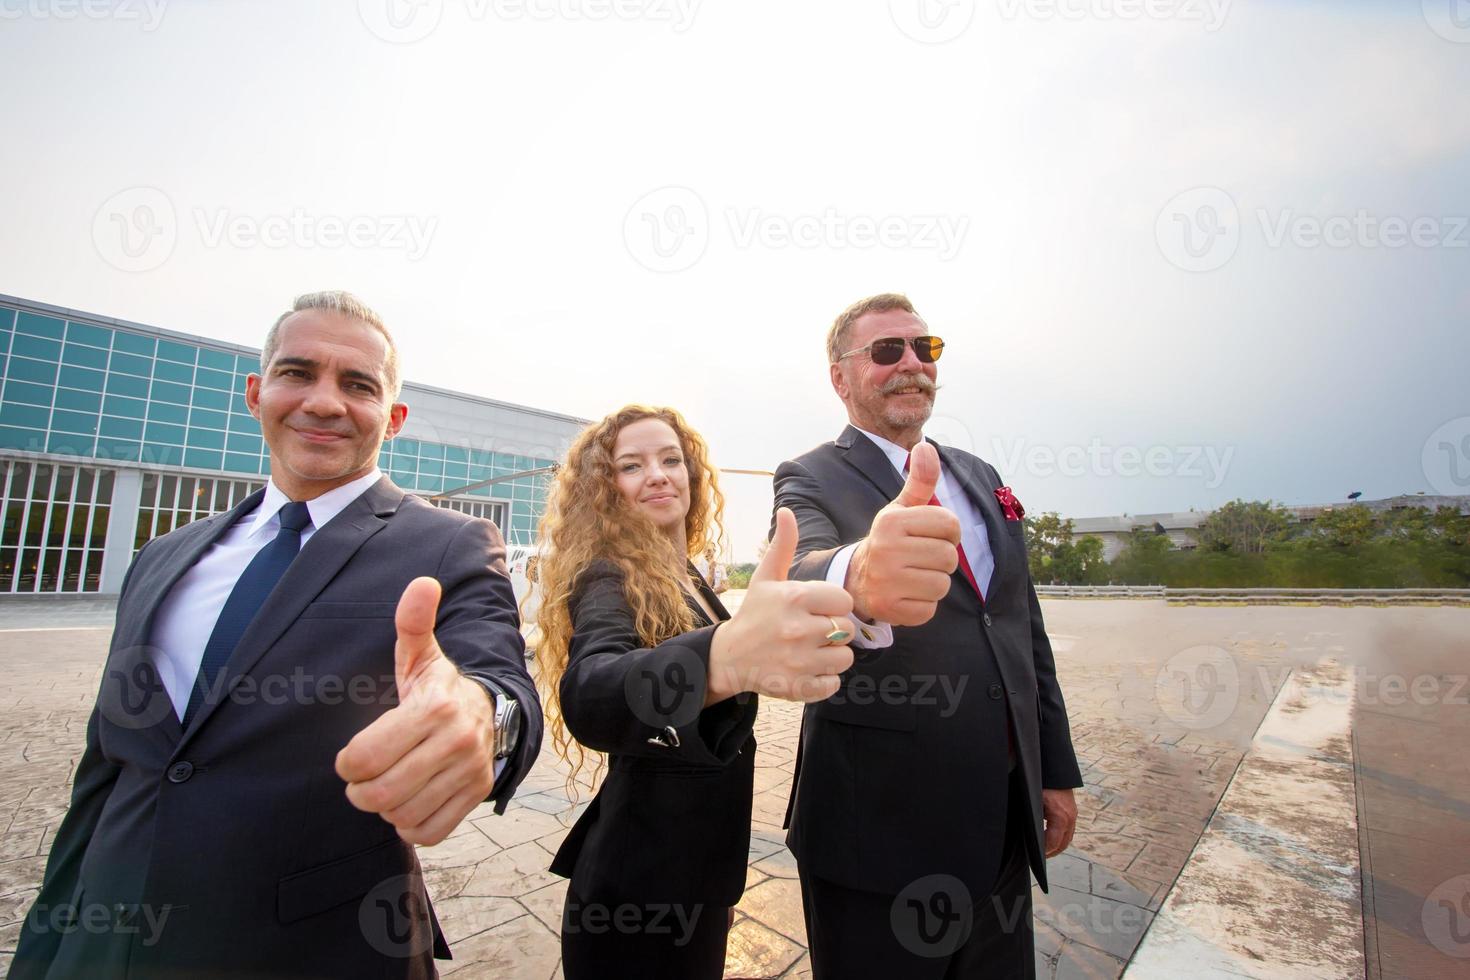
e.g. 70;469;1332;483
11;292;541;980
773;293;1083;979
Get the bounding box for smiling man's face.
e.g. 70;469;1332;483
830;308;938;446
245;310;407;500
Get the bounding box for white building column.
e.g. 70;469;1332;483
99;468;143;595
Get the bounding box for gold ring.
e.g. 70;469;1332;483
824;617;852;645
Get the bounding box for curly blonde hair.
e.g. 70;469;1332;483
534;405;727;790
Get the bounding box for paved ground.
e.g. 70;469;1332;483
0;597;1466;977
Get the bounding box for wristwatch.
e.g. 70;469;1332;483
476;678;522;761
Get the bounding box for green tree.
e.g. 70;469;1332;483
1196;499;1291;554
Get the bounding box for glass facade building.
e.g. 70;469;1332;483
0;295;586;594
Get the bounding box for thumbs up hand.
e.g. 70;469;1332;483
846;442;960;626
336;576;497;846
706;508;856;705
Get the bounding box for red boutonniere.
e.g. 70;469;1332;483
995;486;1025;521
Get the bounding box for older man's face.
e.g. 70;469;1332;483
245;311;407;500
830;309;937;439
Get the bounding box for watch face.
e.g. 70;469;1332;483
496;700;521;759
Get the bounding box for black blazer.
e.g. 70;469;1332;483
10;478;542;980
549;560;757;908
774;426;1083;898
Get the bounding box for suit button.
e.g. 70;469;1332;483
114;904;136;927
988;684;1003;700
167;761;194;783
982;613;993;628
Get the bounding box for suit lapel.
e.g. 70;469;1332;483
933;442;1011;594
836;425;904;502
177;477;405;746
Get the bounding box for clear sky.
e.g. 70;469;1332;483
2;0;1467;560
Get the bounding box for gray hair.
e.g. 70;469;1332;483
263;291;402;399
826;293;923;364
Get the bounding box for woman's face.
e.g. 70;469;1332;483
612;418;691;538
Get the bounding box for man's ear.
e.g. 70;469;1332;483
384;402;409;439
244;373;263;420
829;361;849;401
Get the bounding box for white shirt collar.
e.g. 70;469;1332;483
852;425;922;477
245;468;384;539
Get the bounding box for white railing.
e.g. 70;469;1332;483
1034;586;1470;604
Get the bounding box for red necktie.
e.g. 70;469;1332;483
904;452;984;604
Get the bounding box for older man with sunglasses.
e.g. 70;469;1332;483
771;293;1083;979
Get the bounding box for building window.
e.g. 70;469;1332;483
0;460;115;593
134;472;264;556
430;496;508;532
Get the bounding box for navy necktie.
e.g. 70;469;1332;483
183;501;313;726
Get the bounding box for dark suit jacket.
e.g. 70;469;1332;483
549;561;757;908
774;426;1082;898
10;477;542;980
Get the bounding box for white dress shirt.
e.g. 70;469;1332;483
149;468;385;719
826;428;995;647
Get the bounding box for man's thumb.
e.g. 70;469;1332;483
895;441;941;507
752;507;799;585
394;576;444;690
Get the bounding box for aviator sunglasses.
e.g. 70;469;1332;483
837;335;945;366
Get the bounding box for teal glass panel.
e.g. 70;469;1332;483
419;459;444;477
470;449;493;467
65;322;112;348
512;501;532;516
95;438;142;462
58;365;106;391
150;380;191;405
102;394;147;418
228;414;260;436
99;417;144;440
184;448;223;470
393;437;419;456
15;312;64;339
0;404;49;428
146;444;184;467
189;408;227;431
445;445;468;464
112;331;155;356
191;387;230;410
231;393;249;414
223;453;260;474
389;467;416;486
50;410;98;435
0;426;42;451
11;334;61;361
2;381;53;406
144;422;186;445
146;402;188;425
444;462;468;481
54;389;102;413
7;357;58;385
105;374;149;399
235;354;259;374
186;428;226;450
198;348;234;372
47;431;94;456
152;359;193;385
156;339;196;365
420;442;444;461
0;308;14;331
62;344;109;370
109;352;153;377
417;475;443;492
194;367;233;390
226;432;262;454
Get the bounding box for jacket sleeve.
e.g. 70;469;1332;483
772;458;846;585
10;542;155;979
431;516;543;815
559;562;755;767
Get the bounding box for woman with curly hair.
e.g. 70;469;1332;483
536;405;855;978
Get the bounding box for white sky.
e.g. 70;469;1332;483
2;0;1467;560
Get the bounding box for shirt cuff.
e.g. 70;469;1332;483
825;544;895;649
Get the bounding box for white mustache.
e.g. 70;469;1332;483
880;374;938;395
